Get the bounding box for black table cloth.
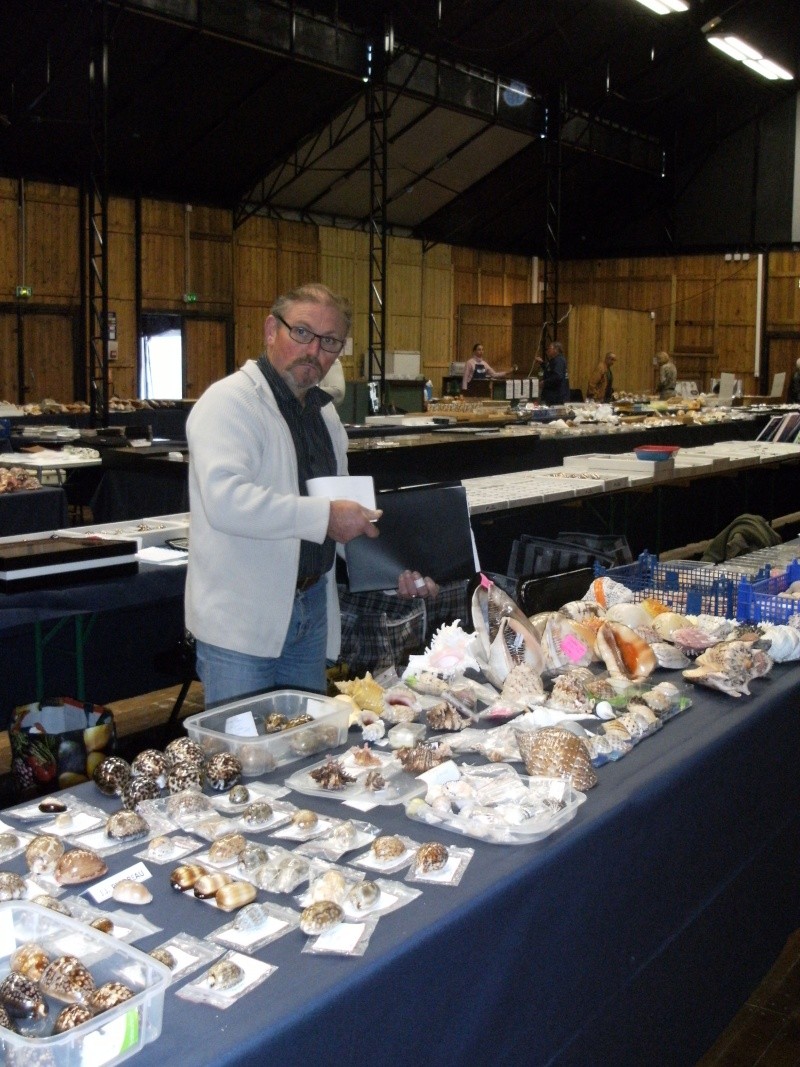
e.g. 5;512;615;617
2;663;797;1067
0;487;67;536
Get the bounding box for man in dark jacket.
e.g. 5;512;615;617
535;341;569;405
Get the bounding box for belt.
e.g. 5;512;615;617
296;574;322;593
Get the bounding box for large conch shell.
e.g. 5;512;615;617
595;621;657;680
583;576;633;609
682;640;772;697
514;727;597;790
541;615;596;670
471;576;545;687
334;672;384;714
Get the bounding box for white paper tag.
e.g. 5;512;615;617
315;921;365;953
417;759;461;787
86;861;151;903
417;855;460;882
224;711;258;737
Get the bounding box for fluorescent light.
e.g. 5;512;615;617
708;34;794;81
631;0;687;13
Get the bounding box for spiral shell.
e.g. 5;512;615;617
205;752;242;791
299;900;344;935
26;835;64;877
10;943;50;982
514;727;597;791
206;960;244;991
92;756;131;797
169;863;208;891
53;1004;93;1033
89;982;134;1013
39;955;96;1005
0;972;48;1019
105;810;149;841
334;672;384;713
215;880;257;912
54;848;108;886
414;842;449;873
131;748;170;788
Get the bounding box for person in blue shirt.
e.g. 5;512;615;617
535;341;569;405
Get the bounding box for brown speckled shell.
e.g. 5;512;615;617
9;943;50;982
166;763;205;795
0;872;28;901
39;955;96;1005
208;832;247;864
164;737;205;768
414;842;449;873
206;959;244;991
514;726;598;791
131;749;170;787
205;752;242;791
299;900;344;936
53;1004;93;1033
92;756;131;797
24;835;64;876
54;848;108;886
90;982;134;1013
121;774;161;811
105;809;150;840
0;971;48;1018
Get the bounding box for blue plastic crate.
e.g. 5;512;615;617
736;559;800;625
594;551;770;620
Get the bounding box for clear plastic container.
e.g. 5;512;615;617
0;899;170;1066
183;690;349;776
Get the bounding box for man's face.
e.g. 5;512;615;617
546;343;556;360
264;300;346;398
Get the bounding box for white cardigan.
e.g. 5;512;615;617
185;360;349;660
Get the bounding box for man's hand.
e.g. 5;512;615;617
327;500;382;543
397;569;440;599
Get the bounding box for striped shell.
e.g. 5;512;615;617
54;848;108;886
170;863;208;891
39;955;96;1005
193;872;233;899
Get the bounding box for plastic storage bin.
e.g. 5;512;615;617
0;899;170;1067
183;689;349;776
736;559;800;624
594;551;770;620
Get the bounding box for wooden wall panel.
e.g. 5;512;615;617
0;313;18;401
24;313;75;403
185;318;228;400
141;231;183;307
458;304;513;368
25;184;79;302
767;250;800;328
0;183;18;300
769;339;800;398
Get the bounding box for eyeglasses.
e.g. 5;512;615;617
273;312;345;355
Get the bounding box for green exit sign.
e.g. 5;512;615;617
15;285;32;299
183;292;198;304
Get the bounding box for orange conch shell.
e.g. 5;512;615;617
583;576;633;610
595;621;657;680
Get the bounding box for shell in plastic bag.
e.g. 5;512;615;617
513;727;597;790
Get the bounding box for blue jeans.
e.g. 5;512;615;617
195;579;328;706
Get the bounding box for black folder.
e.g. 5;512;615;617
344;483;476;592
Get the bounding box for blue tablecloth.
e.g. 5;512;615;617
3;662;797;1067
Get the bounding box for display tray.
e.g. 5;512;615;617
61;512;190;550
0;899;170;1066
0;534;139;591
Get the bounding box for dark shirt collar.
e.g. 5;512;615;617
257;354;332;411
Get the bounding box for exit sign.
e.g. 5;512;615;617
15;285;32;298
183;292;198;304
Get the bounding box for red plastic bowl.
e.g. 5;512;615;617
634;445;680;462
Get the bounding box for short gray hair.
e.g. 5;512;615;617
271;283;352;335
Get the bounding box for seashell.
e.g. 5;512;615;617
238;741;276;776
121;773;161;811
364;769;386;792
237;842;269;872
0;1004;15;1032
650;611;689;640
166;790;212;821
595;621;657;680
334;672;384;714
31;894;72;916
208;832;247;864
233;902;272;931
251;855;309;893
583;576;633;609
228;784;250;805
0;872;28;901
426;700;469;732
112;878;153;905
131;749;170;788
166;763;205;794
327;820;358;850
683;639;772;697
215;880;257;912
39;955;96;1005
164;737;205;768
205;752;242;791
639;681;681;714
500;662;546;706
541;615;596;671
548;669;595;715
263;713;288;733
348;743;383;767
299;900;344;936
372;835;406;861
240;800;274;828
669;626;719;655
93;756;132;797
146;835;176;860
414;842;449;873
762;624;800;663
396;739;452;774
53;812;73;830
558;599;603;622
309;757;356;791
0;833;20;858
89;982;134;1013
514;727;597;791
484;615;546;689
105;809;150;841
289;722;339;757
309;869;348;904
149;947;177;969
38;798;67;814
346;879;380;911
292;809;318;830
194;872;233;898
604;602;654;629
650;641;691;669
360;718;386;744
10;943;50;982
403;669;451;697
206;960;244;991
0;972;48;1018
54;848;108;886
53;1003;93;1033
169;862;209;891
90;917;115;934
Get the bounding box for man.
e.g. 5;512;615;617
535;340;569;405
587;352;617;402
655;351;677;399
185;282;381;704
788;358;800;403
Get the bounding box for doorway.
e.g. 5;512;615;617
139;313;183;400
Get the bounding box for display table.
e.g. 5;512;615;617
0;487;67;535
2;664;798;1067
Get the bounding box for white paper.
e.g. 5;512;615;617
306;475;376;509
137;546;188;565
86;861;151;904
224;711;259;737
314;921;365;952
